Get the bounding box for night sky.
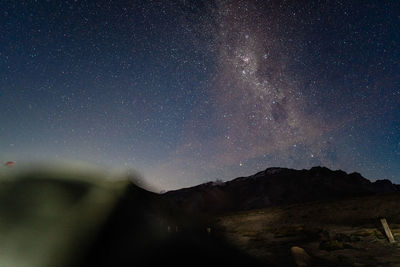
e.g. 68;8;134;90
1;0;399;190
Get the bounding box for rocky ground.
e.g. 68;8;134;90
216;193;400;266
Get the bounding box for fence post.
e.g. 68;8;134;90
380;218;395;243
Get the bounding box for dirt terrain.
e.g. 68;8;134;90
216;193;400;266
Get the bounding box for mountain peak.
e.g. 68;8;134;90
265;167;288;175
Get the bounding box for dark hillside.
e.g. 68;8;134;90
164;166;399;214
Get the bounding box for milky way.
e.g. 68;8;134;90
210;0;327;163
0;0;399;190
150;0;400;189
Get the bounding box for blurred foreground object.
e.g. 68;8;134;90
0;168;266;266
0;169;129;267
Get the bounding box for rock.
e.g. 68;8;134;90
291;246;311;267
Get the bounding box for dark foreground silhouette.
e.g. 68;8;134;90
1;167;399;266
0;169;266;266
82;184;266;266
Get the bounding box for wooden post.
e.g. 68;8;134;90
380;218;395;243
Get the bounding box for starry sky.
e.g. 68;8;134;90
0;0;399;190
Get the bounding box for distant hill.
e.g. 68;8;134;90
163;166;400;214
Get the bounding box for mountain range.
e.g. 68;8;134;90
163;166;399;214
